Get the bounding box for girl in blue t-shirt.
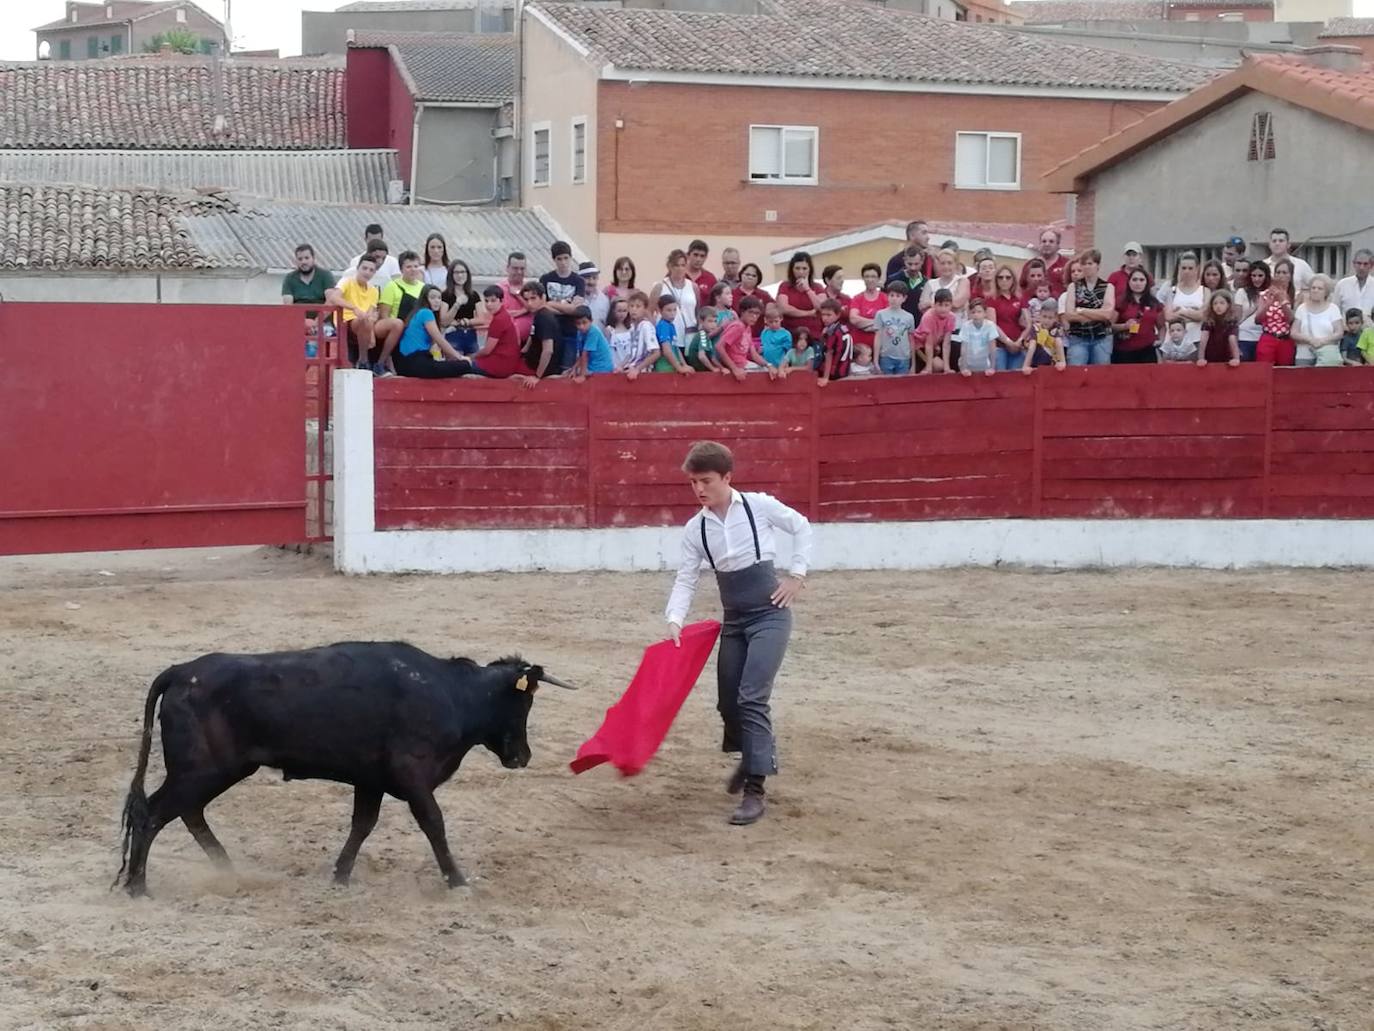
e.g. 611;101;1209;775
394;286;472;378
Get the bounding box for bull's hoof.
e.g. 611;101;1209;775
331;871;351;887
124;881;150;899
446;871;468;889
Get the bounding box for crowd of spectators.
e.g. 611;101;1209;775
283;221;1374;384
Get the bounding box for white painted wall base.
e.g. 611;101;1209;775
331;369;1374;575
334;520;1374;574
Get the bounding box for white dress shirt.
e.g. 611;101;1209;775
346;251;401;288
1265;253;1313;294
665;490;813;626
1335;275;1374;318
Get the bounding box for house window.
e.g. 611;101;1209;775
748;125;818;185
954;131;1021;190
531;122;551;187
200;39;214;54
110;34;123;54
59;39;71;59
570;117;587;184
1247;111;1275;161
176;7;187;22
87;35;100;57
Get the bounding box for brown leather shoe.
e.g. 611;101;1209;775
726;763;746;795
729;778;766;825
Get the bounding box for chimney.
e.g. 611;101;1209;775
160;42;173;55
1301;45;1363;73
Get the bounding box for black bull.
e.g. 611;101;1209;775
114;642;575;896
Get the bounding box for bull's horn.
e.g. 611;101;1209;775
539;672;578;691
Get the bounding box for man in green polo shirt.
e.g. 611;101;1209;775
281;244;337;337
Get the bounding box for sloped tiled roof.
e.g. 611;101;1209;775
0;182;251;271
0;57;346;150
340;0;510;10
350;32;516;102
1009;1;1164;22
0;149;401;204
33;1;213;31
1319;18;1374;38
1045;54;1374;191
530;0;1213;93
1010;0;1270;22
0;181;571;277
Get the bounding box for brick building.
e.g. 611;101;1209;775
521;0;1212;273
1318;17;1374;60
35;1;229;60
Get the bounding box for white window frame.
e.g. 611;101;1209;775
748;124;819;187
175;6;187;22
570;116;587;185
953;131;1022;191
530;121;551;189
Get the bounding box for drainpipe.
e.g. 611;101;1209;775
409;103;422;206
514;0;524;205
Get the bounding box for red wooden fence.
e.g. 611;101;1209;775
372;364;1374;530
0;303;308;555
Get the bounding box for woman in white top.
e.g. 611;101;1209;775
422;234;451;288
648;248;698;340
1292;274;1345;367
1235;262;1268;362
1164;251;1208;352
920;249;970;325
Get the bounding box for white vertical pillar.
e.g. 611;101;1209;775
332;369;375;574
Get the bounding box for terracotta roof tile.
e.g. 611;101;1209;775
350;32;515;102
532;0;1213;93
340;0;509;10
0;57;346;150
1319;18;1374;39
1009;0;1269;23
0;182;251;270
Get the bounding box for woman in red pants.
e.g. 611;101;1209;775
1255;258;1296;366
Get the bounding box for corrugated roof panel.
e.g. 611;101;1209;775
183;202;568;279
0;150;400;205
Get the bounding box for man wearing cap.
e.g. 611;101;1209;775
1221;235;1247;281
1108;241;1147;299
579;260;610;328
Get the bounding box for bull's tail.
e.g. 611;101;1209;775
113;668;174;890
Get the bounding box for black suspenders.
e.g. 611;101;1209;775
700;494;761;571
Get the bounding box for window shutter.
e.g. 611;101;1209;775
954;133;986;187
749;127;781;179
987;136;1018;185
782;130;814;179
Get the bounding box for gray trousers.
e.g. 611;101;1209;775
716;561;792;777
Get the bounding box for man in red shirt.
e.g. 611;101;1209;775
1107;241;1147;299
1021;227;1068;296
458;285;532;384
686;239;717;305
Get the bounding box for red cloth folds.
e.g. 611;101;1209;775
569;620;722;777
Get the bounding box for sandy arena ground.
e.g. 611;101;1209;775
0;546;1370;1030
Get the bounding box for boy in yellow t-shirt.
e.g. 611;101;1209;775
327;256;380;368
1022;299;1067;374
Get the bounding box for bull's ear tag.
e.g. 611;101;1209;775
516;674;532;692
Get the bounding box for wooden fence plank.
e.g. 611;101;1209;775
1043;408;1267;438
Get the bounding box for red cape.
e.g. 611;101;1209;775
569;620;722;777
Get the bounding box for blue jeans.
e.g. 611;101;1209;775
879;356;911;375
445;327;479;356
561;334;579;372
1066;333;1113;366
1238;339;1258;363
996;348;1025;371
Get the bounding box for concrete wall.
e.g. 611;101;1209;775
1275;0;1351;22
0;273;283;305
303;10;514;55
521;14;601;252
1090;91;1374;264
39;6;227;57
413;106;502;205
